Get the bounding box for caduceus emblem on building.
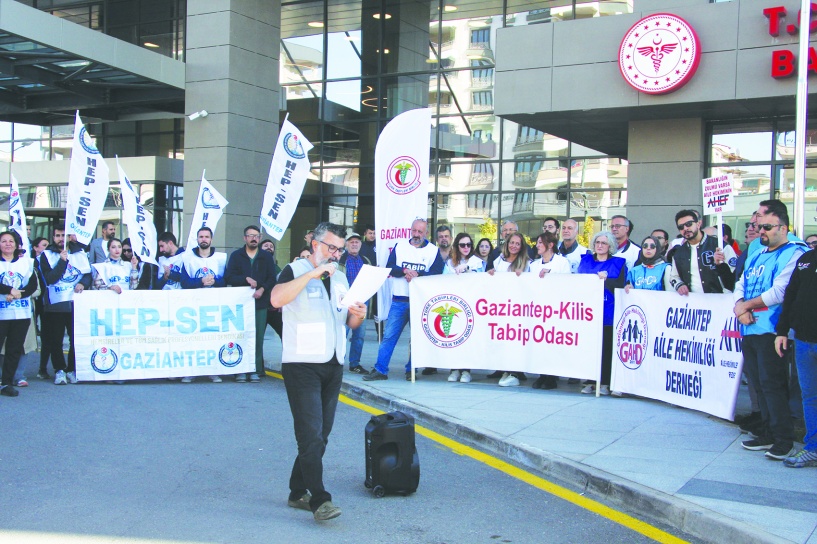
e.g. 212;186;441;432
637;38;678;74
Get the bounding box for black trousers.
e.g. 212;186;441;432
601;325;613;386
743;334;794;445
0;318;30;386
281;361;343;511
266;309;283;339
40;311;75;373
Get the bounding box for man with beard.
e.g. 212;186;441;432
179;227;227;383
88;220;116;264
360;223;377;266
225;225;277;383
270;222;366;521
156;232;185;290
736;200;806;460
364;218;443;381
669;209;736;295
435;225;452;262
39;224;91;385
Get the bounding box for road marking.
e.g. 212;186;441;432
266;372;687;544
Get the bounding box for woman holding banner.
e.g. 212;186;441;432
577;231;627;396
529;231;571;390
488;232;530;387
443;233;485;384
476;238;494;266
0;230;39;397
625;235;669;293
91;238;138;293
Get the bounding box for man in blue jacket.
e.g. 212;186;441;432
225;225;277;382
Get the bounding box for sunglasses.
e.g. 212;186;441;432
642;243;657;249
458;242;472;248
745;222;757;229
757;223;783;232
676;220;696;230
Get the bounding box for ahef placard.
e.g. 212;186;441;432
702;173;734;215
409;273;604;379
611;289;743;419
74;287;256;381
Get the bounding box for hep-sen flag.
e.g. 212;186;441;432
66;111;110;245
185;174;229;252
8;174;30;256
259;117;314;240
116;158;158;265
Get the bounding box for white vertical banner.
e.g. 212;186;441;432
185;174;229;251
374;108;432;319
260;117;314;240
116;158;158;265
66;111;110;245
8;174;30;256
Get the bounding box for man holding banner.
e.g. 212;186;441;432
735;200;806;460
669;209;735;295
39;224;91;385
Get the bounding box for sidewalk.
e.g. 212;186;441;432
264;321;817;544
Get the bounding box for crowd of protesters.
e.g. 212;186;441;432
3;201;816;471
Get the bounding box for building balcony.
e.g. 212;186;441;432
470;76;493;89
466;42;494;61
471;104;493;112
465;206;491;217
513;171;537;188
469;173;494;186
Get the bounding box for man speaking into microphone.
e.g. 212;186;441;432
270;222;366;522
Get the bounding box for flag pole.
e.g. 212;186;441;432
793;0;811;236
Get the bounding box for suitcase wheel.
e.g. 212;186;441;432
373;485;386;498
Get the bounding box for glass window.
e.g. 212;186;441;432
13;141;49;162
281;1;326;82
435;114;498;160
506;1;574;26
710;164;771;196
503;120;566;160
436;161;499;193
0;123;11;141
711;123;773;163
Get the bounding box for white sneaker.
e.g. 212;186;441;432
611;390;624;398
460;371;471;383
599;385;610;396
580;384;595;394
180;376;193;383
498;373;520;387
210;375;222;383
448;370;461;382
66;371;78;384
54;370;67;385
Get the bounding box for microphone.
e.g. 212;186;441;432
320;261;338;280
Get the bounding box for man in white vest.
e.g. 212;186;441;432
179;227;227;383
558;219;588;274
363;218;444;381
270;222;366;522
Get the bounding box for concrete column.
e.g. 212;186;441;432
184;1;280;252
626;118;706;238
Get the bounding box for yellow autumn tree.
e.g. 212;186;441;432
577;216;595;247
478;217;497;240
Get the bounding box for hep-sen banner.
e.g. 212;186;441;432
409;273;604;379
611;290;743;420
74;287;256;381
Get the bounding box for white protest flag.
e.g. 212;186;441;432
374;108;432;319
260;117;314;240
8;174;30;256
116;158;158;265
185;174;229;252
66;111;110;245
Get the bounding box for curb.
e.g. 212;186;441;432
341;379;793;544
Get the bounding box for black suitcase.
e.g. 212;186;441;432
364;411;420;497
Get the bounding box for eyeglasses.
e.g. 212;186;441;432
757;223;783;232
745;222;757;229
244;234;261;239
652;235;666;240
458;242;472;248
610;224;628;229
676;220;696;230
318;240;345;255
594;240;609;245
122;249;133;253
642;243;657;249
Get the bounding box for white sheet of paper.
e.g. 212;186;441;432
339;265;391;308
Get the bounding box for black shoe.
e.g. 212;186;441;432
362;370;388;381
486;371;503;379
740;419;765;436
515;372;527;382
742;437;774;451
37;371;51;380
405;372;412;381
532;376;546;390
567;378;580;384
734;411;761;426
421;367;437;375
349;366;369;374
0;385;19;397
542;376;559;390
765;442;795;460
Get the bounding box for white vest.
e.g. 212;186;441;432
159;252;184;290
529;253;572;276
559;242;588;273
182;250;226;287
43;250;91;304
282;258;349;364
92;260;133;290
390;241;440;297
0;258;34;319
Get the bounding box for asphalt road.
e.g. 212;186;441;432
0;364;691;544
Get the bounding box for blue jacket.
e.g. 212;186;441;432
577;254;627;326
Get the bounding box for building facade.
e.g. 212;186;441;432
0;0;814;258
